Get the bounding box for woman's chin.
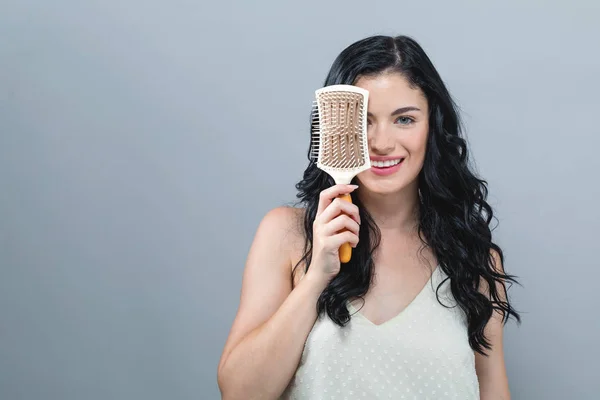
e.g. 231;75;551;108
356;181;407;196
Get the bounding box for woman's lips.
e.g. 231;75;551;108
370;159;404;176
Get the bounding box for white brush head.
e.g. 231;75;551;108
311;85;371;184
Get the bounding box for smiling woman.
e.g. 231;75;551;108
217;35;521;400
358;73;429;186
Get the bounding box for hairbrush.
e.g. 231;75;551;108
311;84;371;263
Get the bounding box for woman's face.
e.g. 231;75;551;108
354;72;430;196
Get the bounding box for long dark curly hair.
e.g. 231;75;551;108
293;35;520;355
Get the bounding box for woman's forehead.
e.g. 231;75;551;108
355;73;427;113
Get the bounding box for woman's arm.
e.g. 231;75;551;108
216;207;329;400
475;250;512;400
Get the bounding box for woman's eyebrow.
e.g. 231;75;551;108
367;106;421;117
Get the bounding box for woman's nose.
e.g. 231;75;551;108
368;125;395;154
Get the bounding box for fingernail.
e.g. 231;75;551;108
349;184;359;189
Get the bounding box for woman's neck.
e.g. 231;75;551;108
357;181;420;234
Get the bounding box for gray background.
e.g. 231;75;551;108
1;0;598;399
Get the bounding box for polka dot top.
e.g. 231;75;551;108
280;266;480;399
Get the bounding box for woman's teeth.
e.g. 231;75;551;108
371;159;403;168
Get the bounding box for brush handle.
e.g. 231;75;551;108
338;193;353;263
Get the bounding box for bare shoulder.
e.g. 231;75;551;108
255;206;307;286
255;206;304;255
479;249;506;295
260;206;303;234
235;207;305;307
489;249;504;271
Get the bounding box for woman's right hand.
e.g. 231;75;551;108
308;184;361;283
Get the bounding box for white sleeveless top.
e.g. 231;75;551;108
281;266;480;399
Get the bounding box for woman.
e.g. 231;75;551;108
217;35;520;399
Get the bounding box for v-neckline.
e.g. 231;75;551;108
347;265;439;328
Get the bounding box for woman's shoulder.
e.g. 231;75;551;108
257;206;305;236
255;205;306;252
254;206;307;281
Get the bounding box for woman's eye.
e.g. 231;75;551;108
395;116;414;125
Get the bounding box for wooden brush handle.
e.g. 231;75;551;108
338;193;353;263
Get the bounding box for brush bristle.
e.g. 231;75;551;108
309;102;320;161
313;90;368;169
